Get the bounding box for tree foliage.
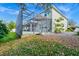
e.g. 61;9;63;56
68;20;76;28
7;21;16;31
0;20;9;38
66;20;76;32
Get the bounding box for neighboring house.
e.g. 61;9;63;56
11;29;16;32
74;26;79;32
23;5;68;34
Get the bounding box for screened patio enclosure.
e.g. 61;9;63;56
23;14;52;33
19;4;68;35
16;3;68;37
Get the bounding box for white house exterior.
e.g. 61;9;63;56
51;6;68;32
23;5;68;34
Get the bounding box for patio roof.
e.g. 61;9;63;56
33;14;52;21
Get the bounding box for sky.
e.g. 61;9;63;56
0;3;79;26
54;3;79;26
0;3;19;23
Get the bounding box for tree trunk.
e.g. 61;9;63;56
16;9;23;38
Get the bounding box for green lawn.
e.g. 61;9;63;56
0;32;16;43
1;37;79;56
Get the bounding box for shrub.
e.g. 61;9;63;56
76;32;79;35
66;27;75;32
55;28;61;33
0;20;9;38
55;27;64;33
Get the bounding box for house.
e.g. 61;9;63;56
11;29;16;32
22;5;68;34
74;26;79;32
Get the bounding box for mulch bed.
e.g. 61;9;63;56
37;34;79;49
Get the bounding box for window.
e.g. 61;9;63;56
44;14;47;16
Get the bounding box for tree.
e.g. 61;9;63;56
67;20;76;31
7;21;16;31
68;20;76;27
0;20;9;38
16;3;26;38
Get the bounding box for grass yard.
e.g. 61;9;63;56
0;32;16;43
0;35;79;56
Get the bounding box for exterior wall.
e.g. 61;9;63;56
63;18;68;31
51;7;68;32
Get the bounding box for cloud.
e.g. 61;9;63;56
56;5;72;19
7;10;19;15
0;6;19;15
0;6;10;12
58;6;70;12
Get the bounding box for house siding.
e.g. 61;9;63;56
51;7;68;32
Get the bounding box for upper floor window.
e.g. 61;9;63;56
44;13;47;16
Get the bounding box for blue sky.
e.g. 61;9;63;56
54;3;79;26
0;3;19;23
0;3;79;26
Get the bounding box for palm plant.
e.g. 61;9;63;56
55;17;64;33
